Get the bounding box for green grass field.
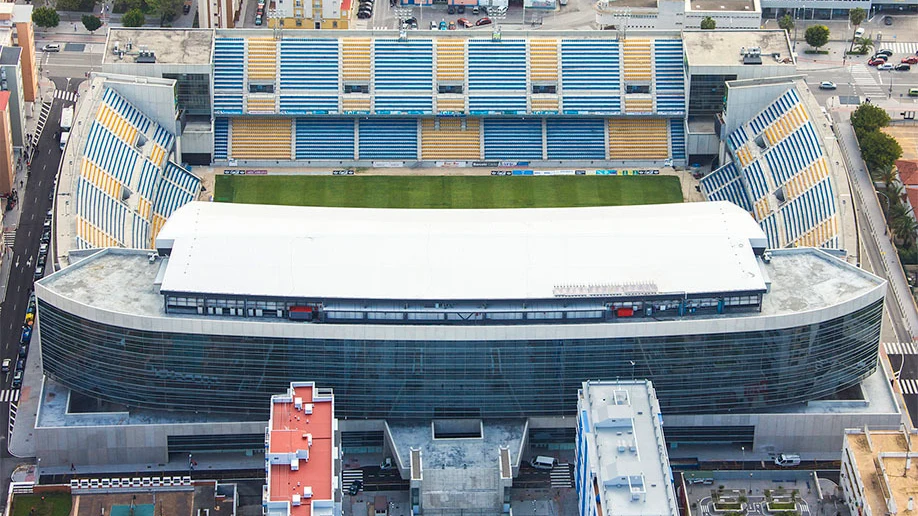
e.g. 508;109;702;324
12;493;72;516
214;175;683;209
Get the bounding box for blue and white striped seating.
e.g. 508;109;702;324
763;122;822;186
137;160;159;200
779;177;835;244
374;39;433;91
280;39;340;90
153;125;174;151
214;95;244;114
214;38;245;91
83;123;139;186
375;96;433;114
741;160;769;201
653;39;684;93
700;162;740;196
102;88;152;134
727;126;750;152
214;119;229;160
484;119;543;160
468;39;527;91
153;163;199;218
469;95;527;114
669;119;685;161
163;161;201;195
747;89;801;136
131;213;151;249
76;178;128;245
295;118;355;160
560;40;620;91
358;119;417;160
561;96;620;115
761;214;781;249
545;119;605;160
279;95;339;114
707;176;753;212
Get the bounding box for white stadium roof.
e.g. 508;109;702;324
155;201;768;301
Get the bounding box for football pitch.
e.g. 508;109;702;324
214;175;683;209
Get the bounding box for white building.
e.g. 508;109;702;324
576;380;679;516
841;428;918;516
594;0;761;31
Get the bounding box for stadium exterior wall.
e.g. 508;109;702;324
35;277;885;420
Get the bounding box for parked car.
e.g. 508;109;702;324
18;346;26;359
879;63;895;70
457;17;471;27
774;454;801;467
885;16;894;25
42;44;60;52
12;371;22;389
472;5;479;14
475;16;491;26
20;326;31;345
869;58;887;66
855;28;865;38
439;20;447;29
403;16;418;28
357;9;371;18
448;21;456;29
34;264;44;279
430;20;437;29
348;480;363;496
40;231;50;244
2;359;11;373
457;4;464;12
902;56;918;64
896;63;912;71
818;81;837;90
254;14;263;24
39;243;48;255
447;4;455;14
877;49;894;57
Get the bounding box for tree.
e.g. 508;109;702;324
32;7;60;28
892;210;918;248
778;14;794;34
849;7;867;28
700;16;716;30
854;37;874;55
851;103;891;137
122;7;145;26
81;14;101;32
871;163;898;188
860;130;903;173
147;0;184;22
805;25;830;50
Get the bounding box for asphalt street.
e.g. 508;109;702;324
0;76;76;510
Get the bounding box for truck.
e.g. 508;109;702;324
60;106;74;150
183;0;192;14
60;106;74;132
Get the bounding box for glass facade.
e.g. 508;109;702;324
162;73;211;116
689;74;737;116
38;299;882;420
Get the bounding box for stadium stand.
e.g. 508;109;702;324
483;119;543;161
212;33;685;165
700;86;839;249
74;87;201;250
295;118;355;160
609;119;668;160
358;118;418;160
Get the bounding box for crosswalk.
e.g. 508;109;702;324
550;463;573;488
874;42;918;55
342;469;363;491
885;341;918;355
0;390;20;403
850;64;885;97
54;89;78;104
33;101;51;145
1;229;14;251
901;378;918;395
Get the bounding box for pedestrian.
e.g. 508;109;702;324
70;463;75;471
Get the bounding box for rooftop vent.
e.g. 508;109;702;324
136;50;156;64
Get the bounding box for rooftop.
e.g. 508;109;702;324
683;30;793;67
0;45;20;66
579;380;679;516
266;383;335;516
154;201;768;301
844;429;918;516
897;159;918;186
595;0;658;10
103;29;213;65
687;0;757;12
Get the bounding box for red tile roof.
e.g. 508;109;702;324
267;383;335;516
0;91;11;112
897;160;918;186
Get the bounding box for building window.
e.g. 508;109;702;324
162;73;212;116
688;73;737;116
249;83;275;94
344;83;369;93
532;84;556;94
438;84;463;94
625;84;650;94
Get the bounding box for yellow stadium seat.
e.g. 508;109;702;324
437;97;465;115
231;118;292;160
247;38;277;81
420;118;481;160
436;39;466;83
622;38;652;82
529;38;558;83
608;118;668;160
342;38;372;82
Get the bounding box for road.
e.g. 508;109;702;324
0;76;76;509
38;45;103;83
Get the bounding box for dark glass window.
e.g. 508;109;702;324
689;74;738;116
162;73;212;116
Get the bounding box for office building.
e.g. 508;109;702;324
0;4;37;104
576;380;678;516
0;91;12;196
265;382;340;516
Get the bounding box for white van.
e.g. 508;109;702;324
59;131;69;151
774;454;801;467
530;456;558;470
854;27;865;39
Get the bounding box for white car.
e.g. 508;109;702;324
2;359;10;373
41;44;60;52
819;81;837;90
879;63;894;71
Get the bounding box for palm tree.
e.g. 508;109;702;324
891;211;918;248
871;163;898;188
854;37;873;55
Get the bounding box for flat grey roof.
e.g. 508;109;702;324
0;46;21;66
103;29;213;65
595;0;658;9
38;247;883;321
688;0;756;12
683;30;793;67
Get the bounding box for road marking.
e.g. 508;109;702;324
0;390;20;403
885;341;918;355
902;378;918;395
53;89;78;104
850;64;886;96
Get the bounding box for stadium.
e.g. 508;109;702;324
27;29;903;465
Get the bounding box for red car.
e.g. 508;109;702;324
869;58;887;66
902;56;918;64
457;17;471;27
475;16;492;26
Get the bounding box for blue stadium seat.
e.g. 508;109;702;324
214;38;245;91
669;119;685;161
546;119;604;160
727;126;750;152
375;96;433;114
468;39;527;91
741;161;769;201
296;118;355;160
764;122;823;186
374;39;433;91
358;118;418;160
83;123;139;186
483;119;542;160
560;40;620;91
214;95;244;115
102;88;152;134
700;162;739;196
748;89;800;136
137;160;159;200
562;96;620;115
279;96;340;114
214;119;229;160
280;39;340;90
468;95;527;114
653;40;684;93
